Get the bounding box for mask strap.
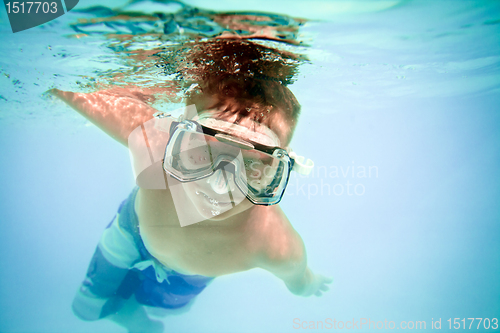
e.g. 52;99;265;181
289;151;314;175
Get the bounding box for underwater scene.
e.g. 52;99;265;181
0;0;499;332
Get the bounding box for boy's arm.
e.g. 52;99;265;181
51;88;159;147
263;241;332;297
255;206;332;297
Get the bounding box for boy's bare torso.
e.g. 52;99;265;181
136;188;297;277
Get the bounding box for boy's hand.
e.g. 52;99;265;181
283;268;333;297
305;274;333;297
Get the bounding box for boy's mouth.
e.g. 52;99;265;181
196;190;232;207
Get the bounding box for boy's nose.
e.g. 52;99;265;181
207;169;236;194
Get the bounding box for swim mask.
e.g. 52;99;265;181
153;109;314;206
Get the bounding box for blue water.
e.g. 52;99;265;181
0;1;499;332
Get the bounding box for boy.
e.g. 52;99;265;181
54;39;331;333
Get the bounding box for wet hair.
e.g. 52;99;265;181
178;39;305;145
192;75;300;145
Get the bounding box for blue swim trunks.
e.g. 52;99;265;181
72;187;214;321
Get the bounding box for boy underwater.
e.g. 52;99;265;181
53;39;332;332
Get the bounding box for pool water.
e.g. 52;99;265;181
0;1;499;332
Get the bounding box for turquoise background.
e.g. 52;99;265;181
0;0;499;332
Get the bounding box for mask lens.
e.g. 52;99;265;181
174;131;213;171
169;130;242;174
165;126;290;205
243;150;281;191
